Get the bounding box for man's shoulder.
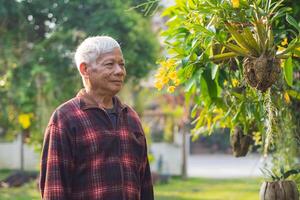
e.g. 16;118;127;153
125;105;140;120
49;97;81;123
56;97;80;113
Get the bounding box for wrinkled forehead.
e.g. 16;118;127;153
96;47;124;62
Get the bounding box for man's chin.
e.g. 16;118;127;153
109;86;122;95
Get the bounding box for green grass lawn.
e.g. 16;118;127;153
0;169;40;200
0;169;261;200
154;177;261;200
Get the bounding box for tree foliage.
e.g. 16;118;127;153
0;0;160;148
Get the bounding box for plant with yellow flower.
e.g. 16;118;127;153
159;0;300;161
231;0;239;8
154;59;180;93
18;113;34;130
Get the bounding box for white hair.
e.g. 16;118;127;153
74;36;121;70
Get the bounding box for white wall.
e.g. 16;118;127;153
0;135;40;170
0;133;189;175
150;142;182;175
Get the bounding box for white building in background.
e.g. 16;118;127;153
0;134;40;170
0;134;186;175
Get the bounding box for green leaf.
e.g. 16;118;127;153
286;15;300;33
161;5;176;17
231;102;243;124
203;68;218;98
200;74;210;102
287;89;300;100
193;24;215;37
224;43;249;57
242;27;260;55
269;0;284;17
184;77;196;93
225;23;253;52
283;169;300;180
181;55;191;67
210;52;238;62
293;48;300;57
284;57;293;87
254;20;267;52
270;7;292;23
191;104;198;118
211;64;219;80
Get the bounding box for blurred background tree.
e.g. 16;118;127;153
0;0;160;151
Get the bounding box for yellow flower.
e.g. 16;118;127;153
277;45;285;52
281;38;288;46
167;86;176;93
284;92;291;104
18;113;32;129
174;78;180;86
213;108;222;114
168;71;177;80
160;59;176;69
207;117;212;130
232;79;239;87
154;81;163;91
253;132;262;145
295;47;300;57
224;80;228;86
231;0;239;8
156;67;166;78
155;70;162;77
162;76;169;84
212;115;222;123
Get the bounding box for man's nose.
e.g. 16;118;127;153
114;64;125;76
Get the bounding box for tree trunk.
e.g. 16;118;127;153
20;132;24;172
181;127;188;180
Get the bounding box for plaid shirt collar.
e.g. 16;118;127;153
76;89;127;113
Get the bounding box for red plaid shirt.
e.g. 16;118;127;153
39;89;154;200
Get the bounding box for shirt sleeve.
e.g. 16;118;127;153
39;123;75;200
140;137;154;200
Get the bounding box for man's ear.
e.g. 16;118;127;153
79;63;89;78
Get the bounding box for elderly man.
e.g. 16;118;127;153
39;36;154;200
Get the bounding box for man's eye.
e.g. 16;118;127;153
105;63;113;66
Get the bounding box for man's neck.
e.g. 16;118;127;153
85;88;114;109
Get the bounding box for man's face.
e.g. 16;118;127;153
87;48;126;95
